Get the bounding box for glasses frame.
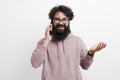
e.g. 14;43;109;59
53;18;69;24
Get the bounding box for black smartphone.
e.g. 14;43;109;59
50;21;53;35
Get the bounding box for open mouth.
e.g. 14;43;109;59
57;26;64;30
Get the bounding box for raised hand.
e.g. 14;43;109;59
42;25;52;48
89;42;106;54
45;25;52;41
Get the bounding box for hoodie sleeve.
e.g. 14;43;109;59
79;39;94;70
31;38;47;68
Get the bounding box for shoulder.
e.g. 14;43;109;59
71;34;86;45
38;38;45;43
36;38;45;46
72;34;83;42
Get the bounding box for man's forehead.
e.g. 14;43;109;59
54;11;68;18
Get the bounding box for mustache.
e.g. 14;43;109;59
55;24;66;28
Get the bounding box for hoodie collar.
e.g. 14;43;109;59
52;33;73;42
64;32;73;40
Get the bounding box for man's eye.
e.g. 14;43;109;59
55;18;60;20
63;19;67;21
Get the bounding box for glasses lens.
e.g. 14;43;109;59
53;18;68;23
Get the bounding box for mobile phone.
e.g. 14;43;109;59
50;21;53;35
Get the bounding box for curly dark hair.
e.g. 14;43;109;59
49;5;74;20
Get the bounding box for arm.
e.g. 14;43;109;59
80;41;106;70
31;39;47;68
80;41;93;70
31;25;52;68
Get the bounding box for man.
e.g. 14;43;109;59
31;5;106;80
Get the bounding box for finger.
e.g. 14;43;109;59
47;25;52;30
49;27;52;31
94;44;100;51
99;42;106;50
101;42;106;48
96;43;103;51
99;42;103;49
102;42;106;48
97;45;102;51
45;25;51;35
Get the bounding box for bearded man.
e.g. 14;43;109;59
31;5;106;80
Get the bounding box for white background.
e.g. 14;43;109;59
0;0;120;80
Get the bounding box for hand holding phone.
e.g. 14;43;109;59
50;24;53;35
43;25;52;48
44;25;52;43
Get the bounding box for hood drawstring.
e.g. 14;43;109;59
57;42;59;60
57;41;65;60
62;40;65;53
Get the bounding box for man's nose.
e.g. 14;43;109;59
59;20;64;25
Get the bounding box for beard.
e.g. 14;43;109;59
52;23;71;41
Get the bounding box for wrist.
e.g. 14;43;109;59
87;51;95;57
42;39;50;48
45;37;52;42
89;49;95;54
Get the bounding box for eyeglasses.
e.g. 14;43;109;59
53;18;69;23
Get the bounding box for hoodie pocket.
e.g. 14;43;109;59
46;76;78;80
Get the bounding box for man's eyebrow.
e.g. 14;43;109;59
54;17;68;19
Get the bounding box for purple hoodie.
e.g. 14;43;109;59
31;33;93;80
